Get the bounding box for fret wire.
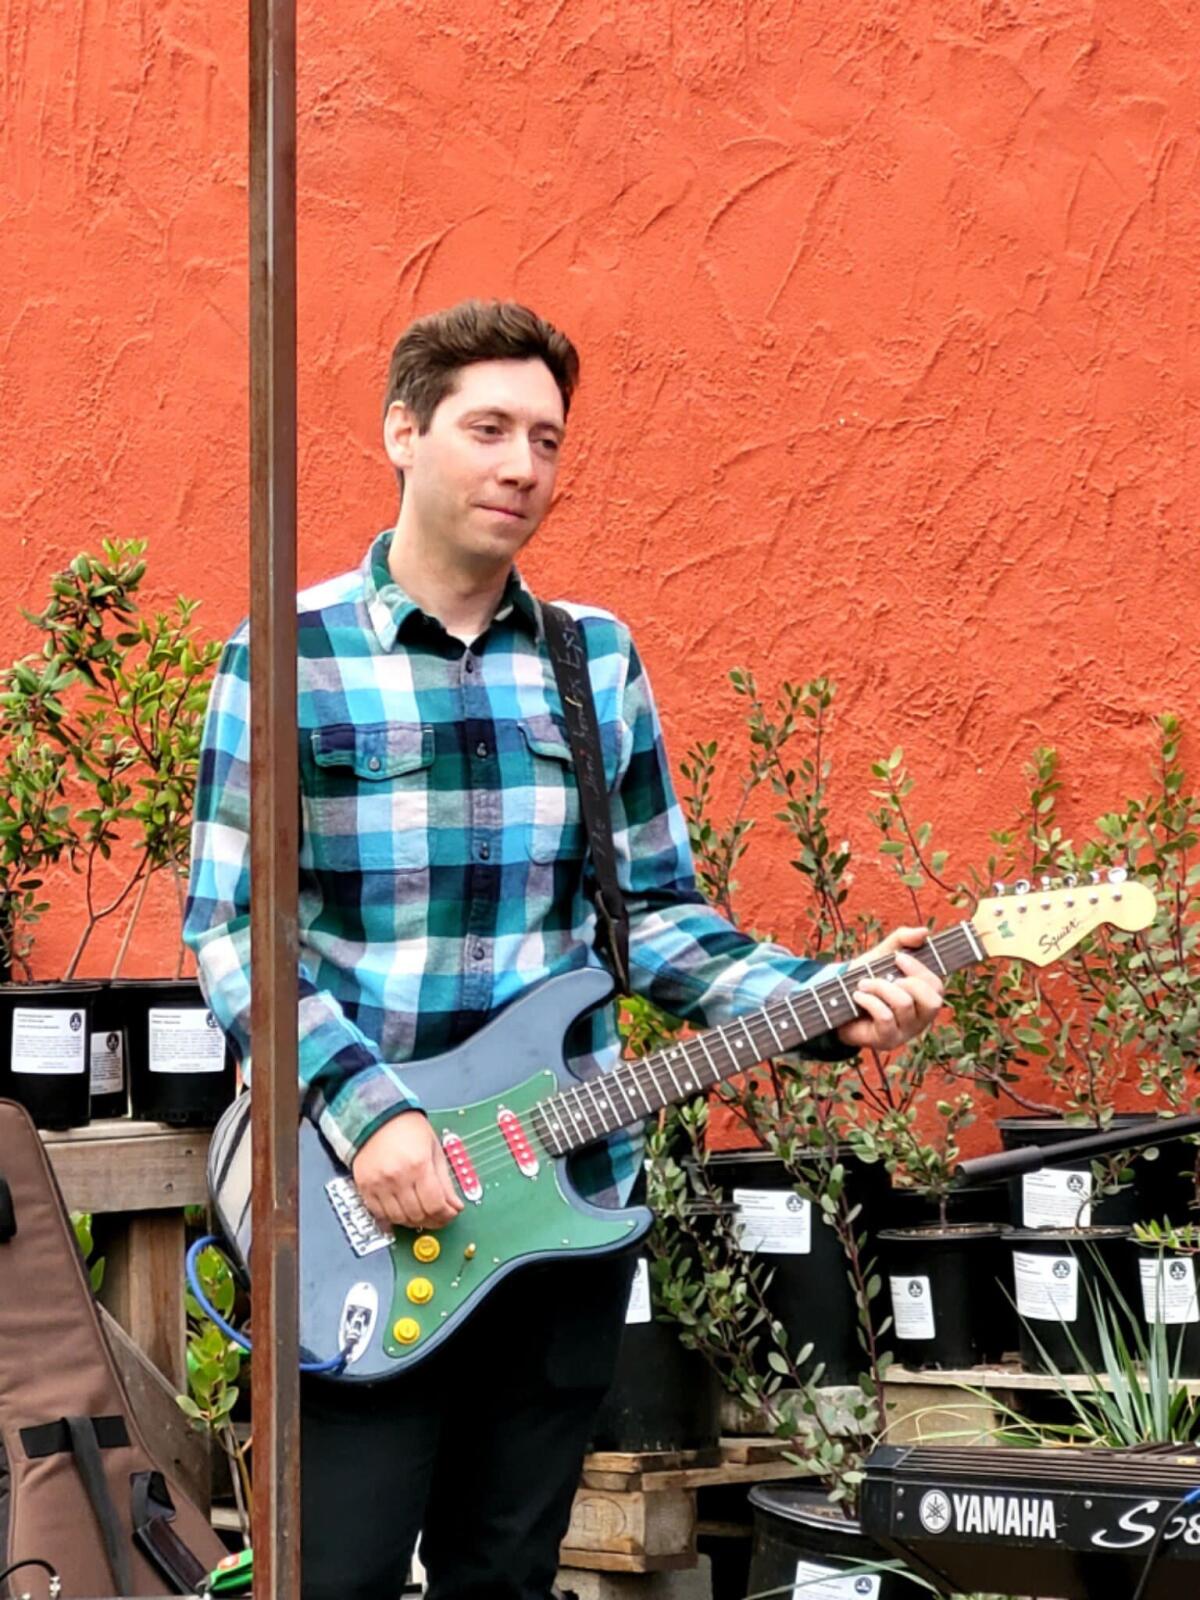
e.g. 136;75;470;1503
543;1101;567;1155
809;984;832;1032
610;1069;642;1127
925;937;948;978
582;1078;613;1137
537;1107;563;1158
739;1016;762;1068
783;994;810;1043
660;1047;688;1099
833;969;858;1016
719;1026;745;1078
628;1061;657;1115
693;1032;722;1089
963;921;985;962
569;1087;599;1142
761;1006;787;1053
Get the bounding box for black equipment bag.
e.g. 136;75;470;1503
0;1098;227;1596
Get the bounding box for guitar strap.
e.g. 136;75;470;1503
541;604;632;997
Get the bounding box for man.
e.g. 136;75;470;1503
184;299;944;1600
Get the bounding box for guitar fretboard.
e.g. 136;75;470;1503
531;922;984;1157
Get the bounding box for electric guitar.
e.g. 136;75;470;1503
207;872;1155;1381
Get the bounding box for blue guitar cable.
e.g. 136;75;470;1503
185;1235;349;1375
1130;1483;1200;1600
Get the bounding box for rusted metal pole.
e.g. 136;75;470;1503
248;0;300;1585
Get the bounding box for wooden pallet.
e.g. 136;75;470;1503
560;1437;813;1574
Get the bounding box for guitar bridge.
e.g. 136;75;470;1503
325;1175;391;1258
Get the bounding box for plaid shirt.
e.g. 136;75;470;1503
184;531;844;1203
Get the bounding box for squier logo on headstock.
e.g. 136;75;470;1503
974;868;1155;966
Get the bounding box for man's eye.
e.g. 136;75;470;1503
535;437;560;455
472;423;502;437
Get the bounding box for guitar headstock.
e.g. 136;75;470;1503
973;869;1156;966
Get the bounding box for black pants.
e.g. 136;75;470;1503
299;1251;635;1600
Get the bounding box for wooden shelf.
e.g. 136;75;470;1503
885;1360;1200;1394
41;1117;211;1213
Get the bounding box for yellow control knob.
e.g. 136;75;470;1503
413;1234;441;1263
392;1317;420;1345
406;1276;435;1305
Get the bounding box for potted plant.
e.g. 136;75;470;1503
585;996;726;1457
0;541;229;1126
0;657;97;1127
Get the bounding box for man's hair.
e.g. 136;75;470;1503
383;299;580;428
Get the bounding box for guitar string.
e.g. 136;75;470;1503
427;892;1134;1191
408;928;980;1185
428;931;975;1178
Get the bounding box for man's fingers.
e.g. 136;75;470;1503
436;1153;465;1214
410;1168;442;1225
363;1180;406;1228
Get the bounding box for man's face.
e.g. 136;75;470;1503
385;358;565;571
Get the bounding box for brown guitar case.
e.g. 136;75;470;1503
0;1099;227;1597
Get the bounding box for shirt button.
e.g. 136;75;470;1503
479;843;490;860
367;756;381;772
473;944;486;961
475;741;488;758
464;656;475;674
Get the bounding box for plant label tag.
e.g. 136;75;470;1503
733;1188;812;1255
11;1008;87;1076
1013;1251;1079;1322
90;1028;124;1094
147;1007;227;1074
625;1257;653;1324
1139;1257;1200;1325
791;1558;881;1598
1022;1167;1093;1228
890;1274;936;1340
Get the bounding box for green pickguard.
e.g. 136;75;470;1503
381;1070;639;1358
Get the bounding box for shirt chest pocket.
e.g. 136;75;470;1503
307;722;434;873
516;715;585;864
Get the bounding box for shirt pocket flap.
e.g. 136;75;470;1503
519;714;573;767
311;721;434;780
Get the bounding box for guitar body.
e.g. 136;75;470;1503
209;967;652;1382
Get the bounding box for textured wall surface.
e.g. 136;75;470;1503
2;0;1196;1134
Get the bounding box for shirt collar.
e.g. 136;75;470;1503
363;530;541;651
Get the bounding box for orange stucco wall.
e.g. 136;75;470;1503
2;0;1196;1146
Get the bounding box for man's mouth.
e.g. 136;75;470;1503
477;504;525;520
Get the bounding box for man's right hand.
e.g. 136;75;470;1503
352;1112;465;1230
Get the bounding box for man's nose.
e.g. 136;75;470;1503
498;434;536;485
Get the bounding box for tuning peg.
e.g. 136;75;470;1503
1089;870;1103;885
1040;875;1055;891
1063;873;1078;889
1108;866;1128;885
1014;878;1031;895
991;880;1006;897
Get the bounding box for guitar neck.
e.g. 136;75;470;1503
533;922;986;1158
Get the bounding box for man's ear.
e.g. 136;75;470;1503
383;402;418;474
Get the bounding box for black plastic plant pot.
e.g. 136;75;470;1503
885;1179;1010;1229
747;1484;910;1600
1004;1226;1134;1375
708;1149;892;1388
88;979;128;1120
997;1114;1193;1229
120;977;237;1126
589;1255;722;1453
1130;1241;1200;1378
0;981;101;1130
877;1224;1012;1370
